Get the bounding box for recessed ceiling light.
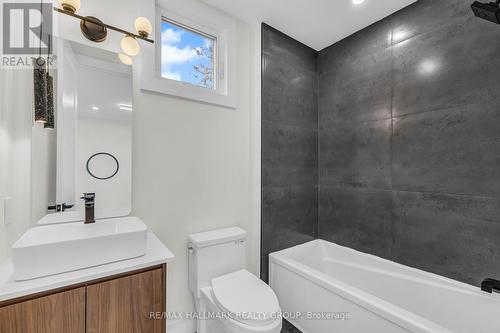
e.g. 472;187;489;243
118;103;133;111
353;0;365;4
91;106;99;111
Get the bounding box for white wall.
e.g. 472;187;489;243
132;9;260;333
53;1;261;330
1;2;261;332
0;69;33;262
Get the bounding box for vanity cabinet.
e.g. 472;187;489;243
86;266;165;333
0;265;166;333
0;288;86;333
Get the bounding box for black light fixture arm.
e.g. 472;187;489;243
53;7;154;43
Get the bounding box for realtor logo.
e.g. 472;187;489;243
2;2;52;55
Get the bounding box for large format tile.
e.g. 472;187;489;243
318;17;391;75
320;119;392;190
319;186;394;259
262;24;317;74
319;48;392;127
391;0;475;45
264;0;500;291
261;24;318;281
392;105;500;197
263;53;318;93
262;121;318;188
329;50;392;124
262;54;318;129
262;186;317;255
392;19;500;117
393;191;500;285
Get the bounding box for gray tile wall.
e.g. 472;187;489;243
263;0;500;292
261;23;318;283
318;0;500;285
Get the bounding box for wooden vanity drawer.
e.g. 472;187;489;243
86;267;165;333
0;287;86;333
0;265;166;333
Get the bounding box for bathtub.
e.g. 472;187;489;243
269;239;500;333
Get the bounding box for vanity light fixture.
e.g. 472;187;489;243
353;0;365;4
54;1;154;65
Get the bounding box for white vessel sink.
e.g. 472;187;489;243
36;207;132;225
12;216;148;281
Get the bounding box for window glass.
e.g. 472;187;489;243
161;18;216;89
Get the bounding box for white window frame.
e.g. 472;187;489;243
139;1;237;109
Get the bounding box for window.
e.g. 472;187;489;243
140;2;237;108
161;19;216;90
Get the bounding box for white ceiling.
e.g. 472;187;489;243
200;0;416;51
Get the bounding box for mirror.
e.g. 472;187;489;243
31;38;132;224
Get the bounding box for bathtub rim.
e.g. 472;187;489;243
268;239;477;333
271;239;494;295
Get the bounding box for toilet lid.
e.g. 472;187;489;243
211;270;281;326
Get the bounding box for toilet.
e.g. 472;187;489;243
188;227;282;333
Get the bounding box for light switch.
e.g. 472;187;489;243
4;197;12;226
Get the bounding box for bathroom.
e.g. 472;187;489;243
1;0;499;332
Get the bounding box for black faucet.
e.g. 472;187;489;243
481;278;500;294
80;193;95;224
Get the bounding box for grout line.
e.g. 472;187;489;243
389;22;396;258
260;24;265;278
316;51;320;240
262;118;318;131
319;184;500;201
315;102;478;132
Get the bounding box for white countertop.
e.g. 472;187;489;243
0;231;174;302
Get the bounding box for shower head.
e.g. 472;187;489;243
471;1;500;24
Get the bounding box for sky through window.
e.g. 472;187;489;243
161;19;215;89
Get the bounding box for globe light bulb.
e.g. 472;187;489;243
121;35;140;56
135;17;152;38
59;0;81;13
118;53;133;66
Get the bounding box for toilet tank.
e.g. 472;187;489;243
188;227;247;298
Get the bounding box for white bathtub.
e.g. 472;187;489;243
269;239;500;333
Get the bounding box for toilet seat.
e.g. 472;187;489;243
211;270;281;327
